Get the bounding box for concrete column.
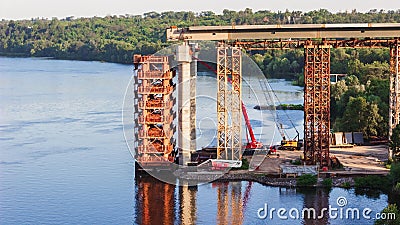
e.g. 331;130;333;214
177;44;192;166
189;43;198;155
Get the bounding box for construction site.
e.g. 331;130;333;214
133;23;400;180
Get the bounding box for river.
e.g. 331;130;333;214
0;57;389;224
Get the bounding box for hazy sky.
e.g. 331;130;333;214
2;0;400;20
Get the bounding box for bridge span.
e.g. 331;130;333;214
166;23;400;167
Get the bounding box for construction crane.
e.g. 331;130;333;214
194;57;266;153
259;79;302;150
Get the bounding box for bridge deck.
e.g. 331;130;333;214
167;23;400;41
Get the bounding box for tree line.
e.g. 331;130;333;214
1;8;399;138
252;47;391;138
1;8;400;63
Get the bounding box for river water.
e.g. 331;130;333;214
0;57;389;224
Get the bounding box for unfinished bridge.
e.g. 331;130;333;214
134;23;400;169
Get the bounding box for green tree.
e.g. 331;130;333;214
337;96;382;138
374;204;400;225
339;96;368;133
390;124;400;162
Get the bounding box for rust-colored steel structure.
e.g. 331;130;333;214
304;43;331;166
134;55;176;166
390;39;400;138
216;46;242;161
234;38;400;164
166;23;400;166
232;38;397;50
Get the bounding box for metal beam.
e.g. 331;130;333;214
231;48;242;161
304;44;331;167
232;39;395;50
167;23;400;41
134;55;176;166
390;39;400;138
216;45;242;161
217;46;228;159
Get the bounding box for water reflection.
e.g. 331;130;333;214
213;182;244;225
134;175;392;225
299;188;329;225
134;175;176;225
179;182;198;225
134;177;247;225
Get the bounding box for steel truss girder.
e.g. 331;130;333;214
216;46;242;161
232;38;396;50
389;39;400;137
304;45;331;167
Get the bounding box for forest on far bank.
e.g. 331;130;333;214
1;8;398;138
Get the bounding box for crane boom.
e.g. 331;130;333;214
259;79;302;150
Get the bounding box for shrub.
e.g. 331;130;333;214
374;204;400;225
297;174;317;187
388;163;400;185
354;175;390;190
240;158;249;170
394;183;400;192
291;159;302;165
342;182;351;189
322;178;332;188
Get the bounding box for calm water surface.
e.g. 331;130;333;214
0;57;388;225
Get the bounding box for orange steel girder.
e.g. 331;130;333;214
216;46;242;161
390;39;400;138
304;44;331;167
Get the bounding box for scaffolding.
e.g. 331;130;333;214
216;46;242;161
304;43;331;167
390;39;400;138
134;55;176;166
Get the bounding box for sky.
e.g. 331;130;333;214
2;0;400;20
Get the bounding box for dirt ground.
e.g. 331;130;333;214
246;144;390;175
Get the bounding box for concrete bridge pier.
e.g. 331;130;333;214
177;43;197;166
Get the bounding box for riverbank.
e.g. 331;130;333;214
217;172;355;188
254;104;304;110
143;145;391;188
214;144;390;188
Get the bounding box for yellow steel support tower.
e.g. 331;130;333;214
231;48;242;162
216;45;242;161
217;46;228;159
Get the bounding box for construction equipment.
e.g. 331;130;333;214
259;79;303;151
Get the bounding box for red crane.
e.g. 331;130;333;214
194;57;263;150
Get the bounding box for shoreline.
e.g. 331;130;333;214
217;171;356;188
